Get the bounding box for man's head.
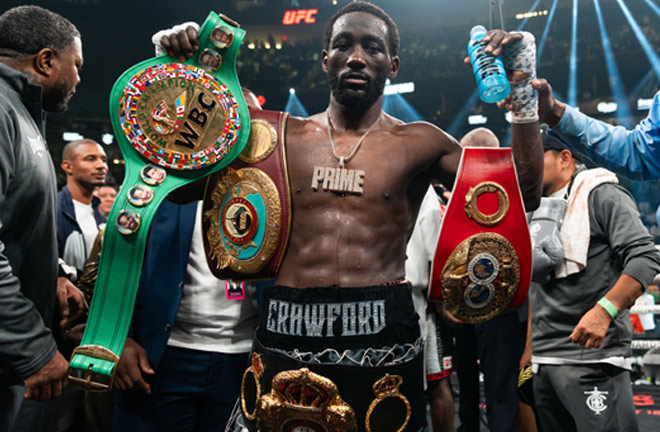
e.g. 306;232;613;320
541;129;581;196
61;139;108;192
93;183;117;216
130;186;152;201
322;2;400;112
460;128;500;149
117;212;138;231
144;166;165;182
0;6;82;113
200;51;220;69
242;87;262;110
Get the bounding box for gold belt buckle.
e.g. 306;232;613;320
67;345;119;391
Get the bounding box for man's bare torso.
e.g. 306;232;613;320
276;112;459;288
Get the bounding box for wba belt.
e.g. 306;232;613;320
428;148;532;323
202;109;291;280
68;12;250;390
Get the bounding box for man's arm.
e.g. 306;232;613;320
510;123;543;211
485;30;543;210
535;79;660;181
569;184;660;348
114;337;154;394
0;106;67;399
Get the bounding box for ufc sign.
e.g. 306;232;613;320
282;9;318;25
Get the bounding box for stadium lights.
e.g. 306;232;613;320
468;115;488;125
62;132;83;141
597;102;618;113
101;133;114;145
638;98;653;110
515;10;548;20
289;88;296;95
384;81;415;95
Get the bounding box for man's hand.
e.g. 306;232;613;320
532;78;566;127
56;277;87;330
569;305;612;349
160;25;199;62
433;301;463;328
115;337;154;394
23;351;69;400
63;323;86;346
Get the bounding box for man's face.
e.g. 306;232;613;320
132;188;148;200
146;167;165;182
64;142;108;190
202;52;219;69
42;37;83;113
213;29;230;45
542;149;566;196
322;12;398;112
94;186;116;215
118;214;138;231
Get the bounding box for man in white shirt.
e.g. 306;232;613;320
57;138;109;271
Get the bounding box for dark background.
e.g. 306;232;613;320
2;0;659;238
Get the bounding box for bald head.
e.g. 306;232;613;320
61;139;108;197
460;128;500;149
62;138;99;161
242;87;261;110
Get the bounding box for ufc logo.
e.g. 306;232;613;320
282;9;318;25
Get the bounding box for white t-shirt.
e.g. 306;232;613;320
72;199;99;259
167;202;259;353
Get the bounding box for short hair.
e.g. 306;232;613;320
62;139;100;161
0;6;80;57
323;1;400;57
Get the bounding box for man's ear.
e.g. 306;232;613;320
61;159;73;176
321;49;329;73
33;48;56;78
559;149;573;166
388;56;400;79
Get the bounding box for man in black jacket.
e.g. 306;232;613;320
0;6;85;430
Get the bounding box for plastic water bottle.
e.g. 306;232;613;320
468;25;511;103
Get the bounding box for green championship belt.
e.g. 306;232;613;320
68;12;250;390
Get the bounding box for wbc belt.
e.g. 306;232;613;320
428;148;532;323
202;109;291;280
68;12;250;390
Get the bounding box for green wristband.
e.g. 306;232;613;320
597;297;618;319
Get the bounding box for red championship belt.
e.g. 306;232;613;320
202;109;291;280
429;148;531;323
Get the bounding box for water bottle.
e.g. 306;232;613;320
468;25;511;103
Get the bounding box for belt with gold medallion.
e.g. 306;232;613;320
68;12;250;390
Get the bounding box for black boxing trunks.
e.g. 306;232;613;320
228;283;427;432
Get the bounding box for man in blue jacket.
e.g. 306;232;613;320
533;78;660;180
112;199;259;432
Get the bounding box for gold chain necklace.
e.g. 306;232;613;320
326;110;381;169
310;111;382;196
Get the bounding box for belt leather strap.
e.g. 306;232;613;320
68;12;250;390
428;148;532;323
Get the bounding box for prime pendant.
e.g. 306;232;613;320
311;165;365;195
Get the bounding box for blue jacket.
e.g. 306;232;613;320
131;199;198;369
552;90;660;181
57;185;106;268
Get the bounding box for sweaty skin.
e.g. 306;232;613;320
274;12;542;287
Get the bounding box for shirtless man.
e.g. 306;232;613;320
151;3;542;430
